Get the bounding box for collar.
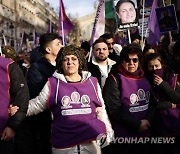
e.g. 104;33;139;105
92;56;116;67
118;64;144;79
52;71;92;82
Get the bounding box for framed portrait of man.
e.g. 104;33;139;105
156;5;178;33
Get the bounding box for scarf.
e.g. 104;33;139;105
117;64;144;79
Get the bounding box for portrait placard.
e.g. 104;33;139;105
156;5;178;33
115;0;139;30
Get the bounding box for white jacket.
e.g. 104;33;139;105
27;71;114;148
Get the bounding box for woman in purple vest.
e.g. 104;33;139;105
103;44;155;154
12;45;114;154
143;53;180;154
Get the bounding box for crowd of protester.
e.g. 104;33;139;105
1;27;180;154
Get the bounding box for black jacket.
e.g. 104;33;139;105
103;69;156;131
87;58;116;88
155;79;180;109
7;62;29;132
26;57;56;124
14;56;55;154
27;57;56;99
87;62;102;87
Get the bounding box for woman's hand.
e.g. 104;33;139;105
8;105;19;116
1;127;15;141
153;74;163;85
171;103;177;109
138;119;150;132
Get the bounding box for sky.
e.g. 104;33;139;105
44;0;97;17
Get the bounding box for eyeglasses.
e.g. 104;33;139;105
124;58;139;63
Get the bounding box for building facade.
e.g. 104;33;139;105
0;0;58;50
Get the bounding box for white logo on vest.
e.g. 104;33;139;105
129;89;150;112
61;108;92;116
130;89;150;106
130;94;138;105
81;95;90;107
61;92;92;115
71;92;80;103
61;96;72;109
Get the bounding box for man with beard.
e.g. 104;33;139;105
99;33;121;62
88;38;116;89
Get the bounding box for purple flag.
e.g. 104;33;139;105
147;0;161;45
59;0;74;36
90;0;105;45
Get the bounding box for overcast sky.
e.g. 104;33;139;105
44;0;97;17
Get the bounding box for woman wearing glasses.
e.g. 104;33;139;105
103;44;155;154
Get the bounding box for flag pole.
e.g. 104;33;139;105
142;28;148;51
89;0;105;62
127;29;131;44
50;20;52;33
33;30;35;46
162;0;165;7
0;45;2;56
61;21;65;46
3;34;7;46
20;31;24;49
60;0;65;46
141;0;145;47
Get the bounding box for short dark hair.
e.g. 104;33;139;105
81;41;90;51
143;44;156;56
143;53;162;73
131;33;141;42
99;33;113;40
116;0;135;13
120;43;142;62
143;53;171;81
92;38;108;49
39;33;59;54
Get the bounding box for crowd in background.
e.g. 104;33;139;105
1;26;180;154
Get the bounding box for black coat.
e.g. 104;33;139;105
7;62;29;132
103;71;156;131
87;62;102;87
27;57;56;99
15;57;56;154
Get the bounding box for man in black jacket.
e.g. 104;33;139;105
0;56;29;154
88;38;116;89
14;33;63;154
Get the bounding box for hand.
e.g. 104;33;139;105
1;127;15;141
171;103;177;109
8;105;19;116
153;74;163;85
138;119;150;132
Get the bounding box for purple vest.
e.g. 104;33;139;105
0;57;13;134
48;76;106;148
151;75;180;136
112;74;151;137
152;107;180;136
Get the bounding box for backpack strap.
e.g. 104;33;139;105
109;73;121;91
